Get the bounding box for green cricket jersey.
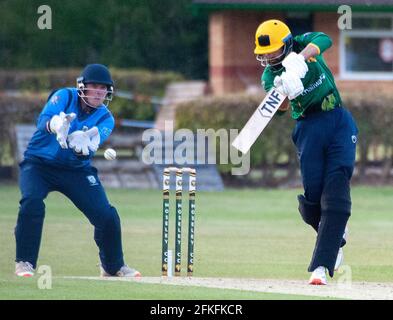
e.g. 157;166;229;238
261;32;342;120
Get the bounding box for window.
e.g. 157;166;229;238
285;12;313;36
340;13;393;80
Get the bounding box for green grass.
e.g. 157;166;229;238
0;278;322;300
0;184;392;300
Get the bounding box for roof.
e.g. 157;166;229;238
193;0;393;12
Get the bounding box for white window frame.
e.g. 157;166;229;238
339;13;393;80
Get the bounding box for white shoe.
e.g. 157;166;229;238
15;261;35;277
343;226;348;241
309;266;327;285
100;264;141;277
334;248;344;271
335;226;348;271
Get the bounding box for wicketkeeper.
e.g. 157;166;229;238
14;64;141;278
254;20;358;284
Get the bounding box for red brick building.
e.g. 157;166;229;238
193;0;393;95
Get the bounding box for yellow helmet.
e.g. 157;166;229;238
254;19;293;66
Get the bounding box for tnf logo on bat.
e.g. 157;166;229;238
257;90;283;118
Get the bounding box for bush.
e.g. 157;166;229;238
0;68;183;95
342;91;393;181
110;99;156;121
0;93;45;166
110;69;184;97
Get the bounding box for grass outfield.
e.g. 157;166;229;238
0;184;392;300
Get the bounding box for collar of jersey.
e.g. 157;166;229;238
77;99;100;121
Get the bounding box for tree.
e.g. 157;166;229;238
0;0;208;79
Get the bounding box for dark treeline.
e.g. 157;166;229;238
0;0;208;79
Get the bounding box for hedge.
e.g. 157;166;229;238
0;94;45;165
0;69;183;96
176;91;393;186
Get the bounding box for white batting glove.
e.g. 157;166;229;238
49;112;76;149
282;52;308;79
67;127;100;156
274;71;304;100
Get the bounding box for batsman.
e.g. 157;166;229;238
254;20;358;284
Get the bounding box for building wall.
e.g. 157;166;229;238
313;12;392;94
313;12;339;75
209;10;392;95
209;10;285;95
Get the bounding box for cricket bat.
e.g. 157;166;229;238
232;88;286;154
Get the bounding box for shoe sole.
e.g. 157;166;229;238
15;273;34;277
100;272;142;278
309;278;327;285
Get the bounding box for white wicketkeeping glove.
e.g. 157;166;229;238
87;127;100;153
67;127;100;156
274;71;304;100
49;112;77;149
282;52;308;79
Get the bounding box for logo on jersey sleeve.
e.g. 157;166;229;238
50;95;60;104
86;175;99;186
101;127;112;139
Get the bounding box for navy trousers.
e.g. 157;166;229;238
292;107;358;276
14;159;125;275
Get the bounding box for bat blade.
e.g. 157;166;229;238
232;88;286;154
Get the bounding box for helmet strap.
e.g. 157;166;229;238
256;43;293;67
